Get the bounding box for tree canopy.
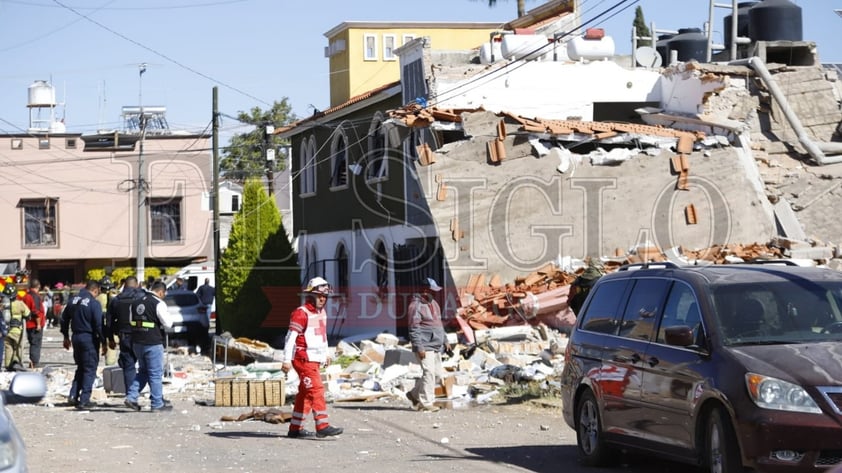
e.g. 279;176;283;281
220;100;295;183
486;0;527;18
633;6;652;44
216;178;299;344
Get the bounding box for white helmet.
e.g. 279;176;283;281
304;277;332;295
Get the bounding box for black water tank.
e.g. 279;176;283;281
656;33;675;65
670;28;708;62
723;2;757;49
749;0;802;42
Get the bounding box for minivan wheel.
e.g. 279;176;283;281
575;390;613;466
705;408;744;473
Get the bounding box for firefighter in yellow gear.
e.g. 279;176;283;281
5;286;30;371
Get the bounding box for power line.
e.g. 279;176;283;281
51;0;273;108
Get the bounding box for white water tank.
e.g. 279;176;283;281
567;35;616;61
479;41;503;64
28;80;56;107
501;34;549;61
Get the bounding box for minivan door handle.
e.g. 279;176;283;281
613;353;642;364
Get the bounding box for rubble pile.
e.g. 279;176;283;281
452;239;838;338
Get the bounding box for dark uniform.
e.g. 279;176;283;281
60;288;103;407
107;286;143;392
124;287;171;411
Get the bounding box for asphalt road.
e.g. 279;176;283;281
9;329;688;473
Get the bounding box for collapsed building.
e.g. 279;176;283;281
278;0;842;342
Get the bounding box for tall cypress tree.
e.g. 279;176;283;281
217;178;299;343
633;6;652;44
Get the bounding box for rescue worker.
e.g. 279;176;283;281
566;259;605;316
407;278;450;412
22;279;45;368
281;277;343;439
107;276;143;393
98;277;118;366
60;280;104;409
3;288;28;371
124;281;174;412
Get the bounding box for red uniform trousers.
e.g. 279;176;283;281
288;358;331;433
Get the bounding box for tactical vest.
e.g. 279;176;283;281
130;293;164;345
113;292;139;333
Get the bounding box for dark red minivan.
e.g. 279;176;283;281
560;262;842;473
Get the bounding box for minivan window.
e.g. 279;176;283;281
579;279;630;334
658;281;702;345
712;281;842;344
618;278;670;341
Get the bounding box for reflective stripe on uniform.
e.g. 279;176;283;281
131;321;155;328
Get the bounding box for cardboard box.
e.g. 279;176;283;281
215;379;285;407
249;381;266;407
264;380;285;406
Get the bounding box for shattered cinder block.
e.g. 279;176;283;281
359;340;386;365
382;348;416;369
375;332;400;347
336;340;361;357
786;246;834;260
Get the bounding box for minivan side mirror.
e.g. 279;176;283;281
664;326;695;347
3;372;47;405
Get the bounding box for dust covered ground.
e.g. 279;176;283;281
8;327;684;473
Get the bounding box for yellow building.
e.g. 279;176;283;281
323;21;502;107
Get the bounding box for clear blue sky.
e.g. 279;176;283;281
1;0;839;141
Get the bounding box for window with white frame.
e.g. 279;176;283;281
150;197;182;243
364;34;377;61
330;131;349;189
383;34;396;61
18;198;58;247
300;135;317;195
402;34;416;46
366;115;389;181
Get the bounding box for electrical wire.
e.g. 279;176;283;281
51;0;273;109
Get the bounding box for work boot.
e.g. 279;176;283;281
405;390;421;410
124;399;141;411
287;429;316;439
316;426;343;438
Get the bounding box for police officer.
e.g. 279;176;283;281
60;280;104;409
124;281;174;412
107;276;143;392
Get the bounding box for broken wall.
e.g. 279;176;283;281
419;135;776;286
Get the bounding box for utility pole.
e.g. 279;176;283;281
264;123;275;196
136;63;148;284
212;87;221;335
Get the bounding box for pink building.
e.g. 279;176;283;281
0;81;212;287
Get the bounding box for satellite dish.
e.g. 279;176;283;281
635;46;662;68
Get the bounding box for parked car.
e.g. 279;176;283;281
164;290;209;346
560;262;842;473
0;372;47;472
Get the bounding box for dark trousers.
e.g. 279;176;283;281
69;333;99;405
117;332;137;392
26;327;43;366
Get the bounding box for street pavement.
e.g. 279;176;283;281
8;327;685;473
